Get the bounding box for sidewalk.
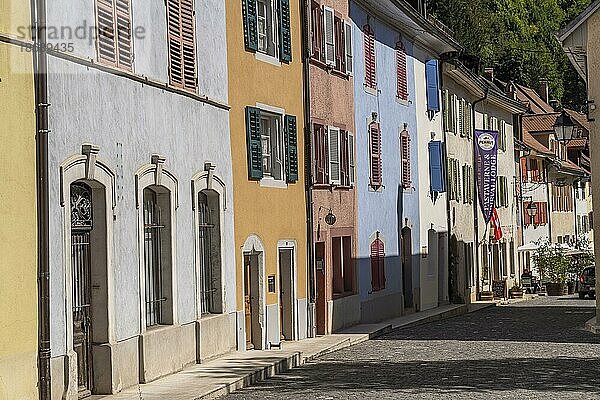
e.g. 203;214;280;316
91;303;495;400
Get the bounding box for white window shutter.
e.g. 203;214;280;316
328;126;341;185
348;132;355;185
344;21;353;75
451;94;457;134
323;7;335;66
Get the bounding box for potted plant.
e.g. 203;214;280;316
532;241;570;296
509;283;523;299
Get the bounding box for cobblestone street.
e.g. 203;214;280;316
224;296;600;400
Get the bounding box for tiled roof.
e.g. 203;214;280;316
523;113;559;134
567;138;588;148
522;130;553;156
565;109;591;131
515;83;555;113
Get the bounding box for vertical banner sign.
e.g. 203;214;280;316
475;130;498;224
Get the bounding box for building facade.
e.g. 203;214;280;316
308;0;359;334
45;0;236;397
226;0;309;350
0;0;39;398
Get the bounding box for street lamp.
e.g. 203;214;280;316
526;201;538;219
553;109;577;143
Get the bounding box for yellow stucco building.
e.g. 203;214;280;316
0;0;39;398
225;0;308;348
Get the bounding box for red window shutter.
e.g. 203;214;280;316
364;24;376;89
370;237;385;291
401;131;411;189
396;41;408;100
167;0;197;91
314;124;328;184
520;158;528;183
311;1;323;61
369;122;382;188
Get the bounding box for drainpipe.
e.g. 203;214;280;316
472;90;488;300
300;0;316;338
31;0;51;397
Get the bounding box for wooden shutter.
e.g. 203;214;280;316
401;130;411;189
328;127;341;185
339;131;349;185
285;115;298;183
344;21;353;75
97;0;117;65
115;0;133;69
242;0;258;51
425;60;440;112
364;24;376;89
396;41;408;101
245;107;263;180
429;141;445;192
369;122;382;188
467;103;473;138
348;132;355;186
167;0;197;91
310;2;322;60
443;90;450;131
324;7;335;65
314;124;328;184
370;238;385;291
278;0;292;62
521;158;528;182
458;99;465;136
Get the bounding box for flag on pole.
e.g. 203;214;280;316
490;208;503;241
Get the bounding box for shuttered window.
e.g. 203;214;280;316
344;22;353;75
425;59;440;112
96;0;133;70
429;141;445;193
328;126;341;185
243;0;259;51
370;236;385;291
310;1;324;61
369;122;382;189
246;107;263;180
498;120;507;151
443;90;451;132
448;158;460;201
278;0;292;62
520;158;528;183
339;130;349;186
334;15;345;72
401;130;411;189
347;132;355;186
496;176;509;207
466;102;473;139
314;123;328;184
396;41;408;101
243;0;291;62
285;115;298;183
462;164;474;204
364;24;376;90
458;99;466;136
167;0;197;91
324;7;335;66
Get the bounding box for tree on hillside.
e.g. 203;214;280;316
428;0;591;109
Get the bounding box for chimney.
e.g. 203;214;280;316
538;79;549;103
484;68;494;81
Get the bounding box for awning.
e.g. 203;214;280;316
517;242;539;252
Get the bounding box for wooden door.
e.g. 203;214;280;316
243;255;253;348
315;242;326;335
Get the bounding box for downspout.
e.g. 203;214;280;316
472;89;488;300
546;160;552;242
32;0;51;396
300;0;316;338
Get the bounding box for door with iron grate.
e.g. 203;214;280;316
70;183;94;396
144;189;167;326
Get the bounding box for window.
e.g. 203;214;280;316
96;0;133;70
339;130;354;187
314;124;353;187
401;129;411;189
448;158;461;201
314;123;328;184
496;176;509;207
425;59;440;112
368;122;382;189
396;41;408;101
333;236;353;295
310;3;352;74
364;24;376;89
429;141;445;193
167;0;197;91
245;107;298;183
143;186;173;327
198;190;222;315
243;0;291;62
523;158;543;183
310;1;324;61
370;235;385;291
462;164;474;204
334;15;345;72
328;126;340;185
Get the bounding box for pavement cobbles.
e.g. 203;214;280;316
223;296;600;400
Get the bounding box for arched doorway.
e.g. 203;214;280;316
69;181;110;397
401;227;413;311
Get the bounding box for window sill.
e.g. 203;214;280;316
199;313;224;321
260;177;288;189
364;85;378;96
395;96;409;106
256;51;282;67
369;185;384;192
332;291;355;300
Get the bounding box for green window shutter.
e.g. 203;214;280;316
278;0;292;62
285;114;299;182
245;106;263;180
242;0;258;52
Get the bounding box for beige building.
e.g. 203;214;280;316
559;0;600;331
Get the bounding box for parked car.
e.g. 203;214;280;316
577;266;596;299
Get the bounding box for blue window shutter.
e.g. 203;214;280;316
426;59;440;112
429;140;445;192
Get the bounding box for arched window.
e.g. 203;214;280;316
198;189;223;314
370;234;385;291
143;186;174;327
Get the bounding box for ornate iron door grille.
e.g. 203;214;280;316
144;190;166;327
198;192;216;314
70;183;93;396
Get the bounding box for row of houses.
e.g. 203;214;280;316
0;0;593;399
